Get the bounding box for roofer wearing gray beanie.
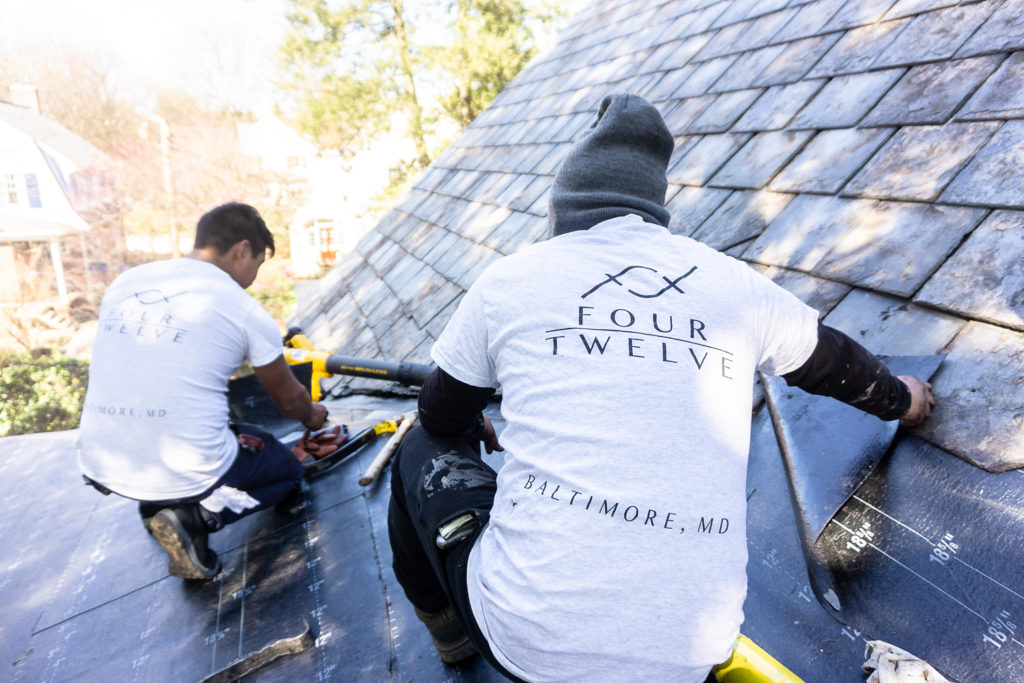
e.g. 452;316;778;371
387;92;934;682
548;92;674;236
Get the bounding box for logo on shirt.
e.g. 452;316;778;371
581;265;698;299
543;263;737;379
115;289;187;305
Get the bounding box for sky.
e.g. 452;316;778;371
0;0;289;113
0;0;587;116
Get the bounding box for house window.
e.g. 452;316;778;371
2;174;19;205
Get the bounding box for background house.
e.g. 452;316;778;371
0;88;120;311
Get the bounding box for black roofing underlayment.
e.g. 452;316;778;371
4;0;1024;680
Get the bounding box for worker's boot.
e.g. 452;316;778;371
413;605;478;664
149;504;221;580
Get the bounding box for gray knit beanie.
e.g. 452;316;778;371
548;93;674;237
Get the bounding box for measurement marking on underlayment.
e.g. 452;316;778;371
239;544;248;660
851;495;932;544
834;519;987;622
850;496;1024;603
212;576;224;670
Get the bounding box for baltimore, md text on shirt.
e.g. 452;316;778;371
543;264;736;379
521;473;731;536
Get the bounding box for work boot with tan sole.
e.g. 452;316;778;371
149;505;221;580
413;605;478;664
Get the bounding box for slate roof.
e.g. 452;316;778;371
292;0;1024;474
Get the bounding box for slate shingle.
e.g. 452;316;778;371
772;0;845;42
810;19;909;76
752;33;843;86
870;2;996;69
863;55;1004;126
709;129;812;188
814;201;986;296
677;56;740;98
939;120;1024;208
648;66;698;103
791;68;905;129
744;194;876;270
955;0;1024;57
842;122;1000;201
882;0;959;21
771;127;893;194
916;210;1024;330
956;52;1024;121
822;289;965;355
823;0;903;32
710;46;786;92
758;265;852;317
691;189;794;249
686;89;765;133
665;185;733;236
663;96;717;134
733;79;825;131
667;133;751;185
917;322;1024;472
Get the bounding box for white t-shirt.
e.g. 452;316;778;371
77;258;283;500
431;215;818;682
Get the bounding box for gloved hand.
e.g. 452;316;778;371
291;424;348;461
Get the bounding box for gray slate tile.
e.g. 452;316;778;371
810;19;909;76
916;322;1024;472
734;79;826;131
710;46;786;92
940;120;1024;208
792;69;905;128
698;19;758;60
709;130;813;188
760;265;852;318
691;190;794;249
882;0;960;20
667;133;752;185
690;2;734;34
916;210;1024;330
842;122;1000;201
677;56;739;98
956;0;1024;57
773;0;846;42
686;89;765;133
743;195;878;270
863;55;1003;126
871;2;996;68
648;65;698;103
663;96;717;134
822;289;965;355
752;33;843;86
665;185;733;236
710;1;758;30
823;0;902;32
813;201;986;296
771;127;894;194
957;52;1024;121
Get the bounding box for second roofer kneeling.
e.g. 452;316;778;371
386;93;935;681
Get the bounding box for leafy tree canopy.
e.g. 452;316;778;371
277;0;565;162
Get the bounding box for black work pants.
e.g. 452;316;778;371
137;422;303;527
387;425;523;681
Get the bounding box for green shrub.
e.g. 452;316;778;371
0;352;89;436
